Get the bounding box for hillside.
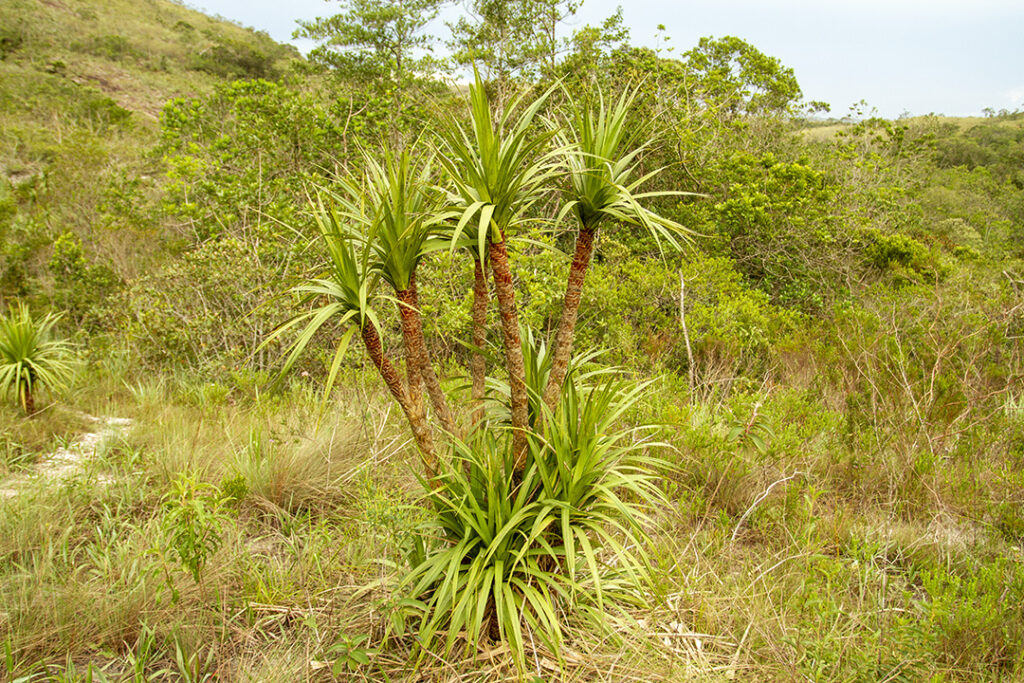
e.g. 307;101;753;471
0;0;298;293
1;3;1024;681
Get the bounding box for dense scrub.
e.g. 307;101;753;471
1;0;1023;680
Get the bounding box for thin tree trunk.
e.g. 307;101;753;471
360;322;437;480
488;238;529;467
23;386;35;415
470;257;489;425
680;270;696;397
542;226;596;412
400;276;458;436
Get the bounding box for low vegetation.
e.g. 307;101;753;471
1;0;1023;680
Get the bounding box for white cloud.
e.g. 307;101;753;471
738;0;1018;7
1006;86;1024;107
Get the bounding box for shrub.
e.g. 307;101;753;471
864;231;930;270
677;152;852;311
49;231;122;328
157;472;233;593
115;236;290;374
0;22;24;60
921;559;1024;673
188;40;277;80
86;34;137;62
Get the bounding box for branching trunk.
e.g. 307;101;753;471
543;226;597;412
400;276;458;437
470;257;490;425
488;238;529;467
360;322;437;481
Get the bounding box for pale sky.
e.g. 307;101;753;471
193;0;1024;118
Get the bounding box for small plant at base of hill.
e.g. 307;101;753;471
218;473;248;506
323;633;376;675
157;472;233;600
725;399;776;456
0;302;76;414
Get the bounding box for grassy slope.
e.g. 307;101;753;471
0;0;297;287
0;0;296;120
800;113;1024;141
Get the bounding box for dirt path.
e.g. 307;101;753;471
0;414;133;499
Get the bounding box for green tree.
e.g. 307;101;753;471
556;6;629;89
683;35;804;118
295;0;444;131
447;0;579;103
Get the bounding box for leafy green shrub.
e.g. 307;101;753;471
158;473;232;592
323;634;376;675
159;79;340;236
49;231;122;327
991;492;1024;544
85;34;137;61
79;94;131;129
677;152;851;311
116;236;291;373
217;474;248;506
920;560;1024;674
578;249;798;378
933;217;984;251
188;40;277;80
0;303;76;414
0;211;49;299
864;231;933;272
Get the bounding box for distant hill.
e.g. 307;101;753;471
0;0;300;297
1;0;297;119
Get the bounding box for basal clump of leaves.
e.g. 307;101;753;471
395;376;664;671
0;302;77;414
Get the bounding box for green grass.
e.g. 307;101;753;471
1;357;1022;681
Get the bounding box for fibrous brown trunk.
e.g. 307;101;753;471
543;226;597;412
360;322;437;480
398;276;458;437
23;386;35;415
396;287;428;418
488;238;529;468
470;257;489;425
